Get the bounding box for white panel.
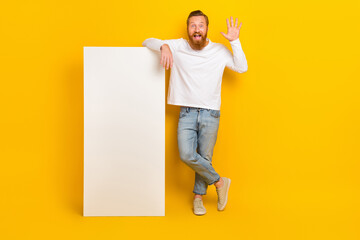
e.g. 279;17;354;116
83;47;165;216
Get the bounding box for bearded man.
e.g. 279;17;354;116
142;10;248;215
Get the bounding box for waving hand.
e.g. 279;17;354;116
220;16;242;41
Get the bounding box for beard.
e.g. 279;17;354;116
187;30;208;49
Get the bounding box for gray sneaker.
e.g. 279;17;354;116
216;177;231;211
193;198;206;215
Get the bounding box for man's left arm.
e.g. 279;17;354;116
221;16;248;73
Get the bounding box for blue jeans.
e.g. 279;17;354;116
177;106;221;195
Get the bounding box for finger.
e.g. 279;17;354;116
220;32;228;39
235;18;238;28
226;18;230;30
230;16;234;27
166;56;169;70
238;22;242;30
170;55;173;68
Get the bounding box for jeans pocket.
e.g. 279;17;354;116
210;109;220;118
179;109;188;118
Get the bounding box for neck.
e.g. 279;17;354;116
188;39;209;50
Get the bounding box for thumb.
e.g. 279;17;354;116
220;32;227;38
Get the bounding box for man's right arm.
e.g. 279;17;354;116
142;38;174;69
142;38;167;52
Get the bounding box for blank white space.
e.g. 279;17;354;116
83;47;164;216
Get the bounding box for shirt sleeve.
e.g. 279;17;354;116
142;38;183;53
224;38;248;73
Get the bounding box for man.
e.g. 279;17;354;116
142;10;248;215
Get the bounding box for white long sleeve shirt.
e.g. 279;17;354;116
142;37;248;110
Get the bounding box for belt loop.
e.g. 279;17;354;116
186;107;189;113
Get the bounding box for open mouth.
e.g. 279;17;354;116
193;34;202;40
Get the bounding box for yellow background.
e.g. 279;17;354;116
1;0;360;239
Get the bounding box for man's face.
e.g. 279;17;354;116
187;16;208;46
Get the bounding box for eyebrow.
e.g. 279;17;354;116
190;22;205;24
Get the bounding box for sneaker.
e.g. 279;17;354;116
216;177;231;211
193;198;206;215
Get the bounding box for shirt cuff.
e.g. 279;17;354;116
229;38;240;44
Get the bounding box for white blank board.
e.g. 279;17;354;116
83;47;165;216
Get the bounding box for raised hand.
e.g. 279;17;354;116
220;16;242;41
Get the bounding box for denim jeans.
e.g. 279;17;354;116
177;106;221;195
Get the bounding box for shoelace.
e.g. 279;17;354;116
216;187;225;203
194;199;204;209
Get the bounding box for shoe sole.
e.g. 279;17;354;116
218;178;231;211
194;211;206;216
